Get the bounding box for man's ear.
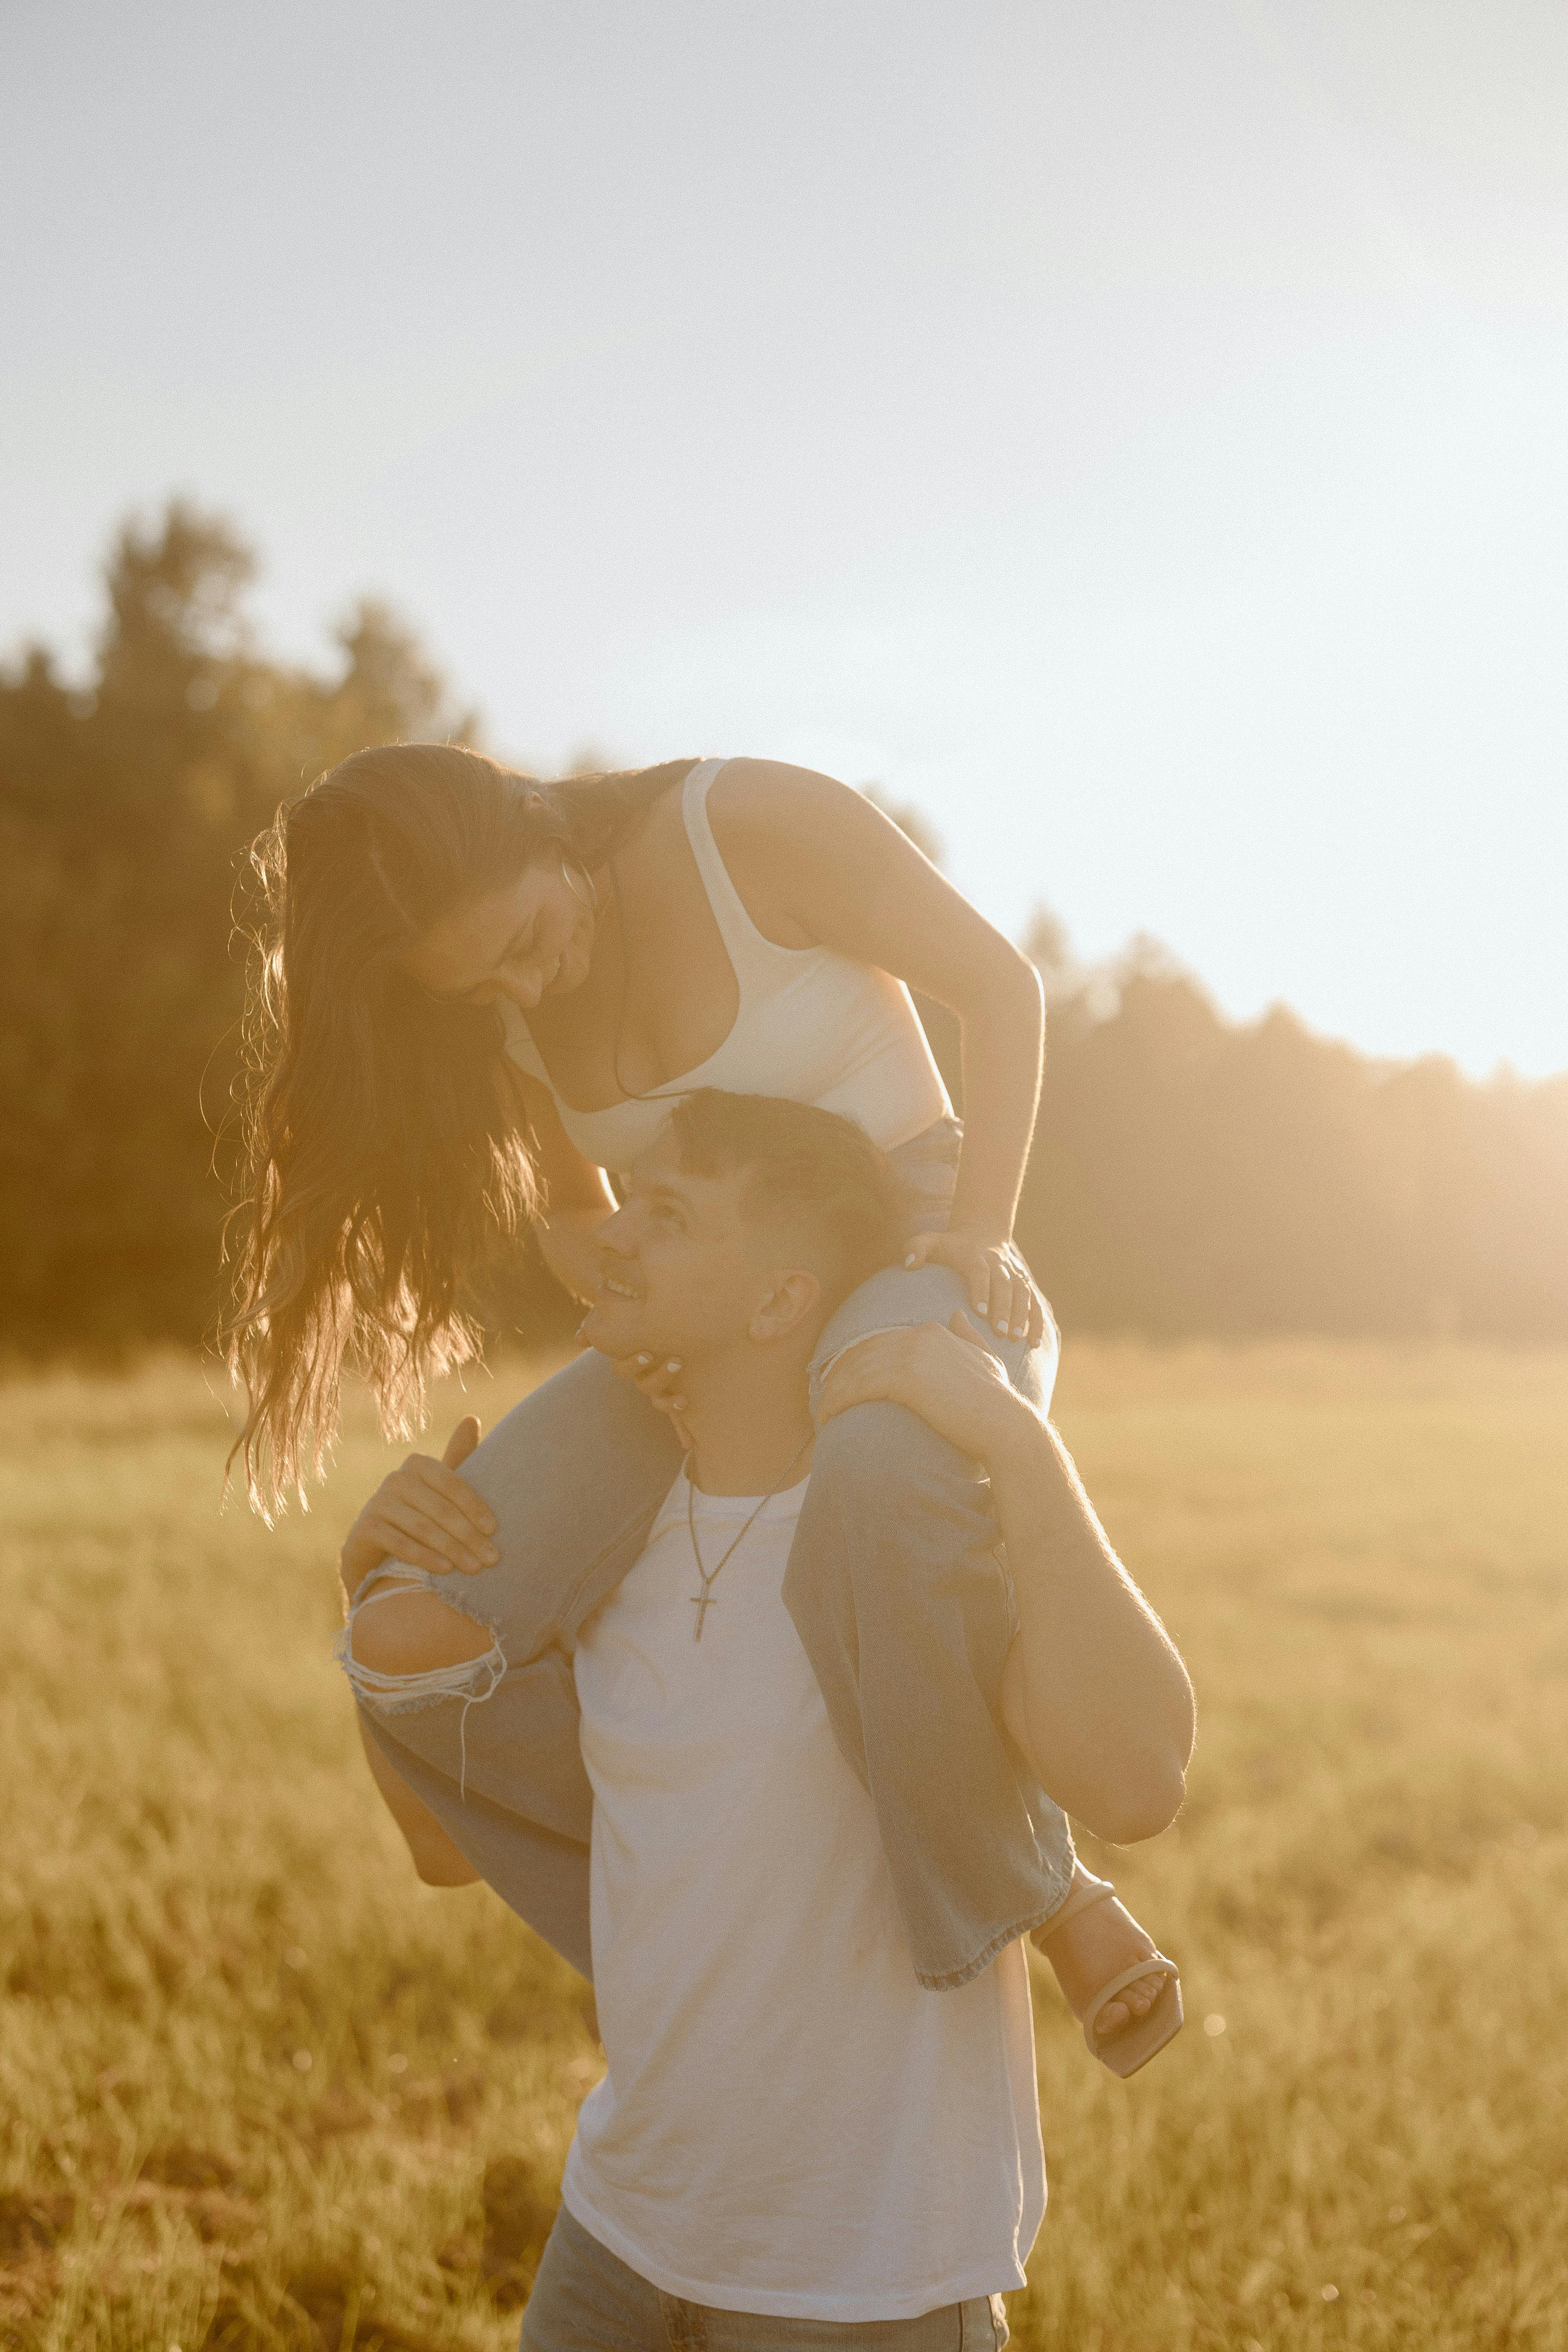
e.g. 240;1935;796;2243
747;1269;822;1344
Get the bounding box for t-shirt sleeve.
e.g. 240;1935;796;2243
499;998;552;1088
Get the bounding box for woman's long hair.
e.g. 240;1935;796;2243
225;741;690;1515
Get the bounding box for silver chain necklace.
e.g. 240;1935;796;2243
685;1432;815;1642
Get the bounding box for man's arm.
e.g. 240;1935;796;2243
989;1407;1194;1843
814;1316;1195;1845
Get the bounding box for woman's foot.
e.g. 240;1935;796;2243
1032;1870;1172;2044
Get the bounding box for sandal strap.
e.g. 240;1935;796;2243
1029;1868;1118;1945
1081;1953;1179;2052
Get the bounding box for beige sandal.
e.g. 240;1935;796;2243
1030;1869;1183;2079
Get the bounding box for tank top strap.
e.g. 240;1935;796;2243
681;758;796;978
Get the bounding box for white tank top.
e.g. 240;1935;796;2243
562;1471;1045;2320
500;759;951;1173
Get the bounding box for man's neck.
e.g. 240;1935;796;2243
677;1346;817;1497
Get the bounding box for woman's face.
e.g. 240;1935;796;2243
401;858;596;1014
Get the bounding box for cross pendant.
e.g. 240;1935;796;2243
690;1590;717;1643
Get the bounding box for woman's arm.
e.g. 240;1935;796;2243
710;761;1046;1341
814;1316;1195;1844
508;1065;618;1304
506;1064;689;1421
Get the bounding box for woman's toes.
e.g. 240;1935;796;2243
1094;1970;1167;2039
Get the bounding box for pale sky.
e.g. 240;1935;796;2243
4;2;1565;1075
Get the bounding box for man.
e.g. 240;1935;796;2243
341;1092;1194;2347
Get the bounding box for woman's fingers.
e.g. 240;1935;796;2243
902;1230;1045;1341
608;1351;685;1406
1014;1265;1044;1346
606;1348;689;1427
978;1248;1036;1343
634;1358;686;1411
920;1233;991;1317
998;1254;1026;1341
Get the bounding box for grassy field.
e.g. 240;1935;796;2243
2;1341;1565;2352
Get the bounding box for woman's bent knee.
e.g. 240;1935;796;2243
810;1262;1041;1412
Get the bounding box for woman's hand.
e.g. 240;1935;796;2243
338;1415;498;1596
814;1312;1042;1467
597;1341;694;1451
903;1229;1046;1346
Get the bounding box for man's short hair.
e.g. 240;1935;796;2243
667;1090;912;1308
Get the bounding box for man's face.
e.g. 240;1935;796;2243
577;1130;783;1366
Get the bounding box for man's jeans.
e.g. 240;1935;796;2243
519;2204;1010;2352
342;1124;1076;1988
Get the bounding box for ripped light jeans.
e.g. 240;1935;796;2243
340;1117;1075;1989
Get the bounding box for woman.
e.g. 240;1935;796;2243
230;744;1175;2055
231;746;1046;1487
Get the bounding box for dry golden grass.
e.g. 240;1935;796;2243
1;1342;1565;2350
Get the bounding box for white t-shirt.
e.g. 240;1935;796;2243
561;1469;1045;2322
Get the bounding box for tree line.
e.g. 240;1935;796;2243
3;504;1563;1355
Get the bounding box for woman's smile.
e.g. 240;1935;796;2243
401;861;598;1010
533;909;596;1001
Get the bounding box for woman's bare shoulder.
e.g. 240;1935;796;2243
709;757;871;848
705;760;921;946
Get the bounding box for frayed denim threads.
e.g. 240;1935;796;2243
335;1574;505;1801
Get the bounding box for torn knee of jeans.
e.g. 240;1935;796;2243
333;1571;506;1718
334;1571;506;1802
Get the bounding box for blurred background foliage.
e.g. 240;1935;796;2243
2;501;1564;1357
